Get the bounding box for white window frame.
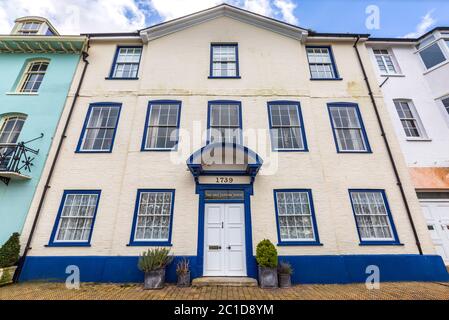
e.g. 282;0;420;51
393;99;428;140
17;60;49;93
438;94;449;127
416;35;449;73
372;48;400;75
17;21;42;35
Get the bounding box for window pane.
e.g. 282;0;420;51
419;43;446;69
442;97;449;115
20;62;48;93
269;104;305;150
211;45;238;77
145;104;180;150
135;191;173;241
81;105;120;151
209;104;241;144
329;106;367;151
394;101;422;138
276;191;316;241
55;193;99;242
307;47;336;79
113;47;141;78
350;191;395;241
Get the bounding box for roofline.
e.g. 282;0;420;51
82;32;140;37
308;32;370;38
368;26;449;43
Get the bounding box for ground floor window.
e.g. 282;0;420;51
129;189;175;246
49;190;101;246
274;189;320;245
349;189;399;244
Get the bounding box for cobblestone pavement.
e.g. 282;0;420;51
1;282;449;300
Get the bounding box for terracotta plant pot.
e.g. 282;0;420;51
177;271;191;287
278;273;292;288
144;269;166;290
0;266;17;286
258;266;278;288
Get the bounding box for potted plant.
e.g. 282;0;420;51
0;233;20;286
278;261;293;288
256;239;278;288
138;248;173;290
176;258;190;287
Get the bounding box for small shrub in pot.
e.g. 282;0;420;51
278;261;293;288
138;248;173;290
0;233;21;286
176;258;190;287
256;239;278;288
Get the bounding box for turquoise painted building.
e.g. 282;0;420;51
0;17;87;245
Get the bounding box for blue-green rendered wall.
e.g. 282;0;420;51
0;53;81;245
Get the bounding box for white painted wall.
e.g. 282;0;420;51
22;16;435;259
367;39;449;168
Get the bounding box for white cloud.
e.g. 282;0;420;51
403;9;436;38
273;0;298;25
0;0;147;34
0;0;300;35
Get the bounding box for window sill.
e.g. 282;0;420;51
277;242;323;246
380;74;405;78
359;242;404;246
208;76;241;79
405;138;432;142
45;243;92;247
5;92;39;96
272;149;309;153
140;148;178;152
105;77;139;80
310;78;343;81
423;59;449;75
127;242;173;247
336;150;373;154
75;150;113;154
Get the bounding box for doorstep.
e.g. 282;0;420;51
192;277;258;287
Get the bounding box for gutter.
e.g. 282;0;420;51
13;38;91;282
352;36;423;255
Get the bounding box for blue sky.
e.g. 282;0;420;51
0;0;448;37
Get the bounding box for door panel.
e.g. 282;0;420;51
204;203;246;276
421;201;449;264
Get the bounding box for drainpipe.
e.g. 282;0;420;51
14;39;91;282
353;36;423;255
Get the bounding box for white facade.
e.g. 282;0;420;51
18;5;448;284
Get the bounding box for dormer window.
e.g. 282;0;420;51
18;22;41;35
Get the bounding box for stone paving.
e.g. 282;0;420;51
1;281;449;300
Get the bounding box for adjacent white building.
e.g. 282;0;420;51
367;27;449;264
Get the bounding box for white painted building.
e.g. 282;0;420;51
367;28;449;265
17;5;448;284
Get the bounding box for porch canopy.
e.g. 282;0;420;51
186;143;263;182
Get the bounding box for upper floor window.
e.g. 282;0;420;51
129;189;175;246
208;101;242;144
0;115;26;170
210;44;240;78
349;190;399;244
328;103;371;153
49;190;101;246
268;101;307;151
19;61;49;93
393;100;426;138
274;189;320;245
442;96;449;116
306;46;339;80
18;22;41;35
373;49;398;74
142;101;181;151
109;46;142;79
418;42;446;70
76;103;122;153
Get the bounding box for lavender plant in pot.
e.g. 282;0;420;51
176;258;191;287
256;239;278;288
0;233;20;286
138;248;173;290
278;261;293;288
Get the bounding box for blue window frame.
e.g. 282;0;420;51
209;43;240;79
129;189;175;246
207;100;242;144
349;189;400;245
327;103;371;153
141;100;181;151
267;101;308;152
48;190;101;247
306;46;341;80
76;103;122;153
273;189;321;246
107;46;142;80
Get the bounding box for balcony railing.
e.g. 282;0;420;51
0;134;42;185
